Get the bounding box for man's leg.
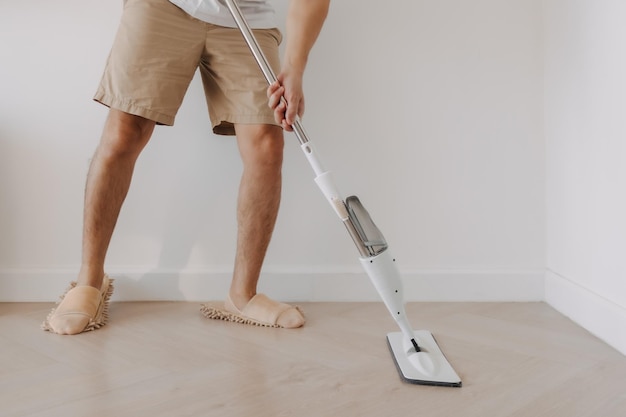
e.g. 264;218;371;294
79;109;155;288
229;123;304;328
49;109;155;335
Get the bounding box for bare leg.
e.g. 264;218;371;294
229;124;304;328
78;109;155;288
47;109;154;335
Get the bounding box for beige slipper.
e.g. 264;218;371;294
201;293;305;328
42;276;114;335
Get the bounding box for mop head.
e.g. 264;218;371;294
200;294;304;328
387;330;462;387
42;277;114;334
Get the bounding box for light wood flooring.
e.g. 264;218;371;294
1;301;625;417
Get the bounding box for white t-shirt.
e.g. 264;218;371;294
168;0;276;28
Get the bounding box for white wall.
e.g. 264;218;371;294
543;0;626;355
0;0;545;302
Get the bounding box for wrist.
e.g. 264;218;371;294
282;54;307;75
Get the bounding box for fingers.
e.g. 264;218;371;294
285;96;304;126
267;82;285;129
267;82;291;131
277;101;291;131
267;81;283;110
267;80;305;132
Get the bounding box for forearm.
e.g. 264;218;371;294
283;0;330;74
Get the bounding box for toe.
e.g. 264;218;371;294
48;314;90;335
277;307;305;328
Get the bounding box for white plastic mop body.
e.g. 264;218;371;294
225;0;461;387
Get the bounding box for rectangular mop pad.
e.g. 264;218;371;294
387;330;462;387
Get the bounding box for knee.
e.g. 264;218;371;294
98;110;155;160
237;125;284;171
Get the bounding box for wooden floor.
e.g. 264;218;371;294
1;301;625;417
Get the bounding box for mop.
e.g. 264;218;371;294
215;0;462;387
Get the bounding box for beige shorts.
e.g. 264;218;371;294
93;0;282;135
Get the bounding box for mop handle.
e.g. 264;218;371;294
224;0;310;148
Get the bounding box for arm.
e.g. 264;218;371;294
267;0;330;131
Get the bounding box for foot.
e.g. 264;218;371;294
43;276;113;335
226;292;305;329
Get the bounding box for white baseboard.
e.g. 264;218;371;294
545;269;626;356
0;267;544;302
8;267;622;355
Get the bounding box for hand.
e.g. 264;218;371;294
267;67;305;132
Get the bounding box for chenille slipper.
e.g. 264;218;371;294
42;276;114;335
200;293;305;328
